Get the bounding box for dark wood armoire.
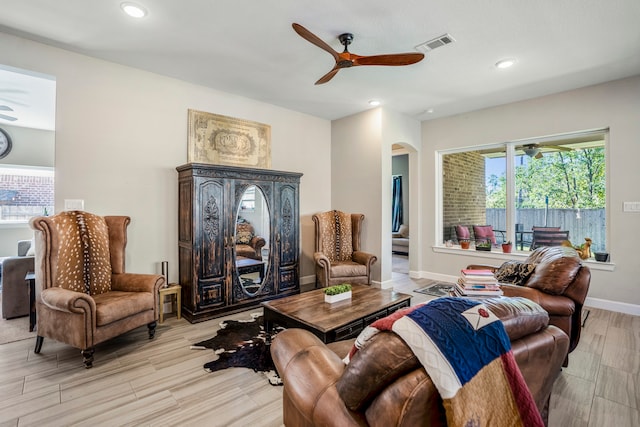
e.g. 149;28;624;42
176;163;302;323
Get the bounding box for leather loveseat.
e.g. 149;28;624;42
468;246;590;363
271;297;569;427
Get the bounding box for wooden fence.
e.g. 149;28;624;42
486;208;606;251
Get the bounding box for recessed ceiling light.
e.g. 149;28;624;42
121;2;147;18
426;108;434;114
495;58;516;69
368;100;381;106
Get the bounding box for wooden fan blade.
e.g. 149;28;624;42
354;52;424;66
292;23;339;61
315;67;340;85
0;113;17;121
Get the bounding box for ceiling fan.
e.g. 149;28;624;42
0;105;17;122
521;143;572;159
292;23;425;85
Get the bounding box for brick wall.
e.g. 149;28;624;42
442;151;486;242
0;173;54;220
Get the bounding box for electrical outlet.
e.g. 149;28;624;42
623;202;640;212
64;199;84;210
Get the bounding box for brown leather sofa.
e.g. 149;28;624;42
468;246;590;362
271;297;569;427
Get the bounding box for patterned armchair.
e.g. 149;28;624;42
312;210;377;288
30;211;165;368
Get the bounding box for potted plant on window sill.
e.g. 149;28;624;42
475;239;492;251
324;284;352;303
459;239;471;250
502;241;513;253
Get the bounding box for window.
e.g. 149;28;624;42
239;185;255;212
0;165;54;224
440;129;607;253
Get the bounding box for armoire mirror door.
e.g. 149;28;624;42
234;184;271;297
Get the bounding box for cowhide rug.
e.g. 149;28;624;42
192;312;283;385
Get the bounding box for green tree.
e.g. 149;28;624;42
487;148;605;209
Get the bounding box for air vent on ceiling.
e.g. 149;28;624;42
415;33;456;52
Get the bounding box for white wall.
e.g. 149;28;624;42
421;75;640;310
331;107;421;286
0;31;331;282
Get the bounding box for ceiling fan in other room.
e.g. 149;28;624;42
292;23;425;85
0;105;17;122
520;143;572;159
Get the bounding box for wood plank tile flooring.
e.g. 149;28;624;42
0;262;637;426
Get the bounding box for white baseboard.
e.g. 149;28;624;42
584;297;640;316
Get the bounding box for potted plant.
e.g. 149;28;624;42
475;239;492;251
459;239;470;250
324;284;352;303
502;241;513;253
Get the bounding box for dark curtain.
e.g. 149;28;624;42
392;175;403;232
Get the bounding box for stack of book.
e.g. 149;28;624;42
453;269;503;297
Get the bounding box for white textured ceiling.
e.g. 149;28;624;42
0;0;639;130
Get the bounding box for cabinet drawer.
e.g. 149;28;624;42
364;309;388;325
387;300;410;315
335;320;364;341
198;282;224;307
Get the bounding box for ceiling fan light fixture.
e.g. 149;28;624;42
495;58;516;69
121;2;147;18
524;147;540;158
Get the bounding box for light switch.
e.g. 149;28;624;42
64;199;85;210
623;202;640;212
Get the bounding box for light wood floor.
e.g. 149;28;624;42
0;261;638;426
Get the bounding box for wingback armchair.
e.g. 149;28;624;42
312;210;377;288
30;211;165;368
235;219;266;261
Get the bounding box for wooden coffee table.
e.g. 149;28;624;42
261;284;411;344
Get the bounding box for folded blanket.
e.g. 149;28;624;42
346;297;543;427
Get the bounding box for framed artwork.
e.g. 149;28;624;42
187;109;271;169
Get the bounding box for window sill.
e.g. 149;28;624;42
432;245;616;271
0;221;30;229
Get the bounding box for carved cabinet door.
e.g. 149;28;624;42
275;182;299;291
196;178;228;308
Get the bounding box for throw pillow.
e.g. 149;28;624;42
398;224;409;238
26;238;36;256
235;222;254;244
473;225;497;244
455;225;470;241
52;211;112;295
495;260;536;286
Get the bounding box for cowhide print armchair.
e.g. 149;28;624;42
312;210;377;288
30;211;165;368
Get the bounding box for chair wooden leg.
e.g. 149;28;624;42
82;348;95;368
148;321;157;339
34;336;44;353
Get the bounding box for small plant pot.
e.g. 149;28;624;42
594;252;609;262
502;244;513;254
325;291;352;304
460;240;470;250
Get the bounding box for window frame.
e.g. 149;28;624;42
436;128;609;253
0;164;54;227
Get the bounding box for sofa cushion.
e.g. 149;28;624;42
495;260;536;286
52;211;112;295
398;224;409;238
330;261;367;278
455;225;470;240
25;238;36;256
525;246;582;295
473;225;497;244
93;290;154;326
